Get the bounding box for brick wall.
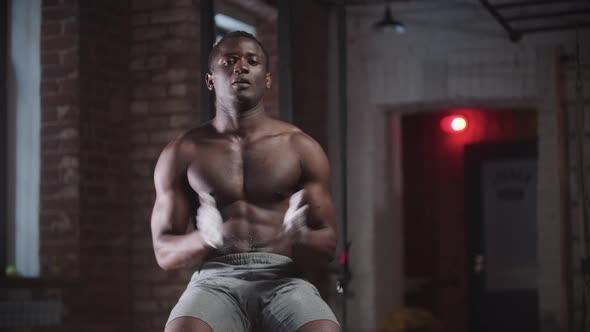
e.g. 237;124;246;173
1;0;82;330
33;0;135;331
129;0;201;331
0;0;134;331
76;0;133;330
39;0;81;280
291;0;331;149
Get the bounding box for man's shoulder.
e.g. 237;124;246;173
169;122;215;146
159;123;214;161
266;118;312;141
264;119;325;157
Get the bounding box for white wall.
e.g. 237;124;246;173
328;2;588;331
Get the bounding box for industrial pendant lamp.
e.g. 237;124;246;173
373;4;406;33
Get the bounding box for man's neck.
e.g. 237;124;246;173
212;102;267;137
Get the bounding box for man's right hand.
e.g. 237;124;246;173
282;190;309;239
196;193;224;249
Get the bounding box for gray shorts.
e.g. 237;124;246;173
166;253;339;332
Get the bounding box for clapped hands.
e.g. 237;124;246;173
196;192;224;249
281;189;309;239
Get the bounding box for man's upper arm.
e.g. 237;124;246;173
151;141;192;242
292;133;336;230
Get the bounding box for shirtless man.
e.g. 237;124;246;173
150;31;340;332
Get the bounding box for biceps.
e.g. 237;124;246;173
304;182;335;228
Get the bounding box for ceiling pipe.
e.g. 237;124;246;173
479;0;522;42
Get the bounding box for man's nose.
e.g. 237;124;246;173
233;60;249;74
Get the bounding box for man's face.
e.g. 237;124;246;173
206;37;271;109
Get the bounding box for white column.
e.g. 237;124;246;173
7;0;41;277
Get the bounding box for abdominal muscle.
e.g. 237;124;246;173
209;199;293;258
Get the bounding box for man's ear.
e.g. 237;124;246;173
206;73;214;91
265;72;272;89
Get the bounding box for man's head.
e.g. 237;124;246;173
206;31;272;110
208;31;270;73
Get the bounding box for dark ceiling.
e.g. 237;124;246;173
319;0;590;41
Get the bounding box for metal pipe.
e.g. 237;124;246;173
494;0;579;10
505;8;590;21
479;0;521;41
518;21;590;33
337;4;349;329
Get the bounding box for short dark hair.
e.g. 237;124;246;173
208;31;270;73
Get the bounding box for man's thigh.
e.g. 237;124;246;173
260;278;339;332
167;287;249;332
165;317;213;332
297;320;341;332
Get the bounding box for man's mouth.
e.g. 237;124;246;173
232;78;251;86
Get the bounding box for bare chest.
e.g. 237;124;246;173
186;137;301;204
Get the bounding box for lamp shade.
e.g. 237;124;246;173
374;5;406;33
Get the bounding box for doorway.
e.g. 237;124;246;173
400;108;537;332
465;140;539;332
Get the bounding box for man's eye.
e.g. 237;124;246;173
249;60;258;66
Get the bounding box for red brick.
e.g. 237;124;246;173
131;101;149;114
130;146;162;161
167;83;188;97
169;114;193;128
157;98;192;113
165;54;195;68
168;22;197;37
41;94;76;108
59;78;78;94
41;35;77;51
151;8;196;24
134;70;152;81
42;64;77;79
42;52;60;66
132;0;169;11
130;58;146;71
42;21;62;35
170;0;192;6
133;26;167;41
42;0;62;7
152;67;189;83
147;55;167;69
63;19;79;34
42;6;77;21
132;13;152;26
131;44;148;57
149;130;179;143
146;38;187;54
42;81;60;95
133;84;167;99
60;49;78;65
152;284;185;299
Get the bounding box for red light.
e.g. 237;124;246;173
339;252;348;266
451;117;467;131
441;115;468;133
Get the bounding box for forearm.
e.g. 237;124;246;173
292;226;337;272
153;230;214;270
